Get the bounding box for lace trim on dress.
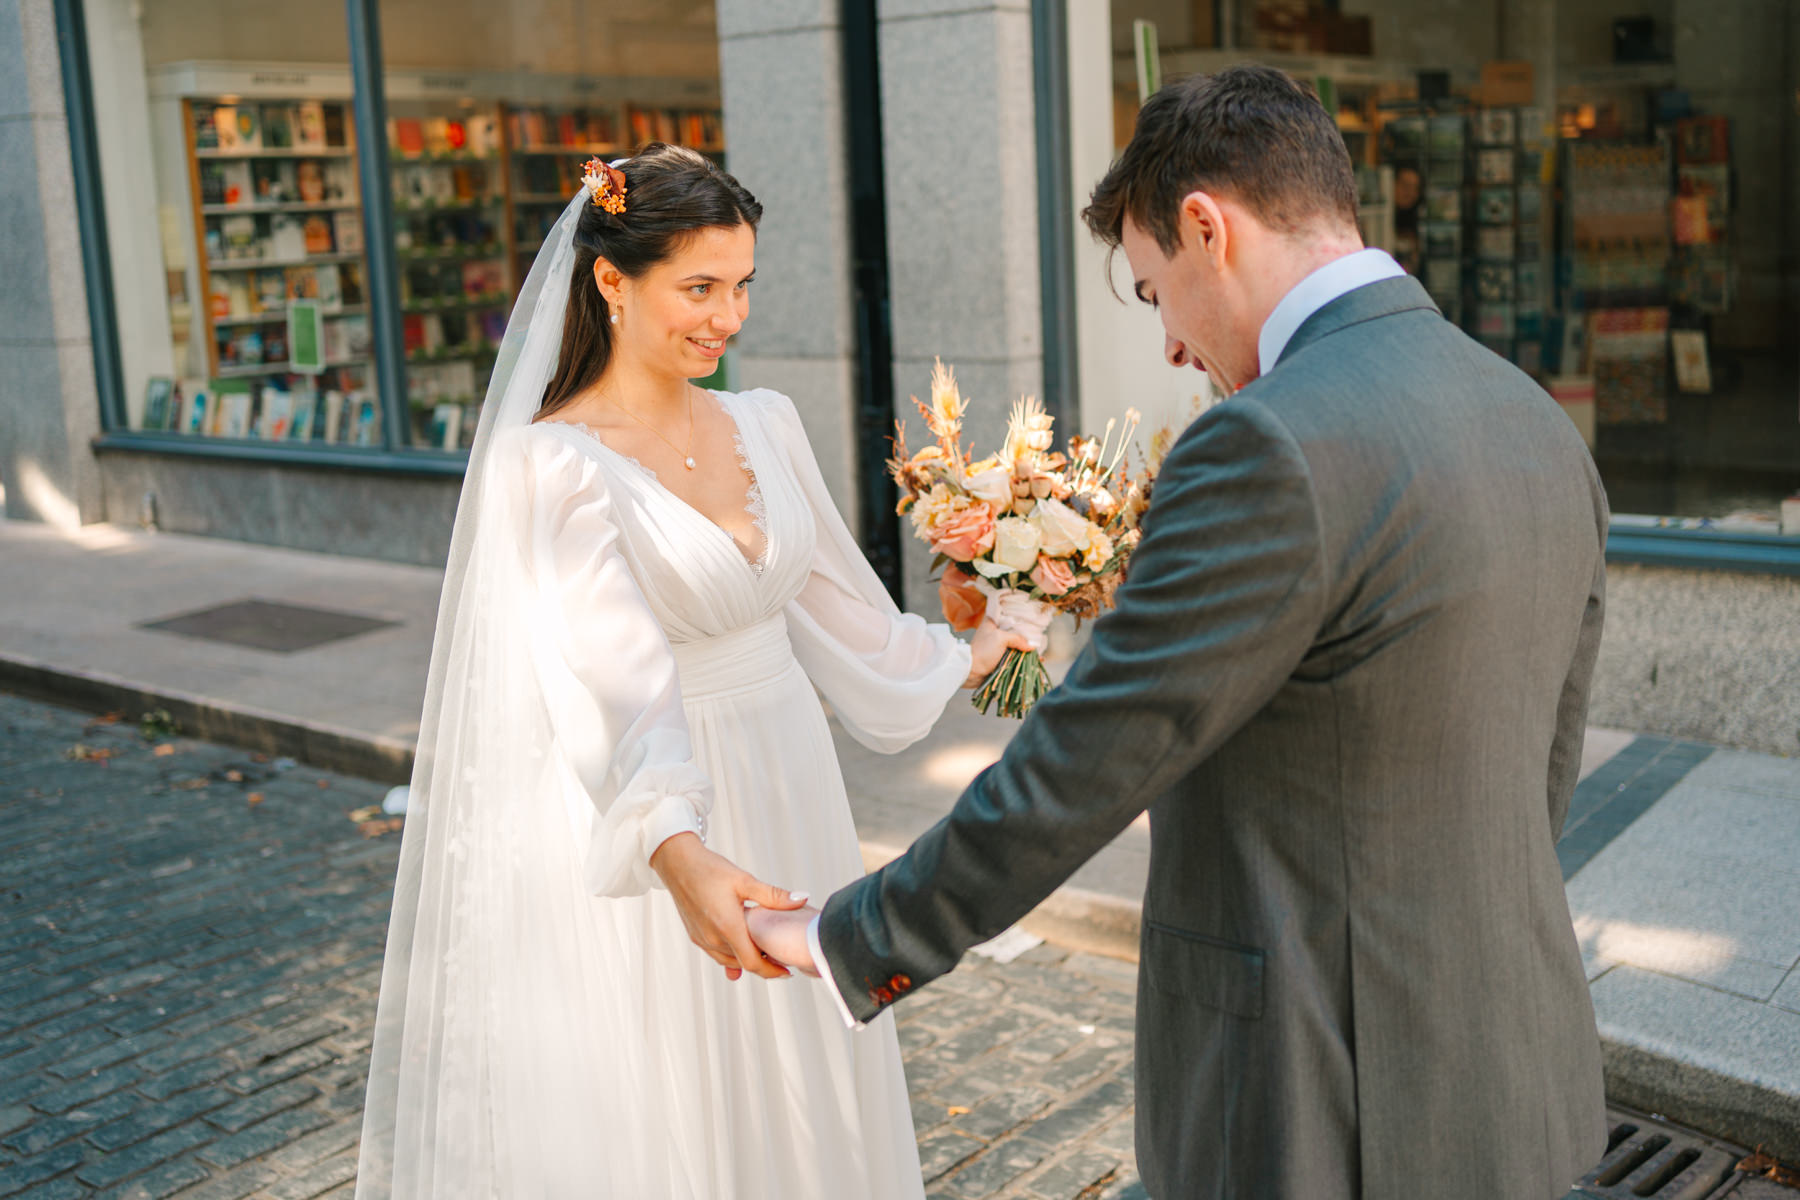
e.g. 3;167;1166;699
731;425;770;577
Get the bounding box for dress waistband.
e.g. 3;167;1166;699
669;611;795;702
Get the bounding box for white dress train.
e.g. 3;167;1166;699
365;386;969;1198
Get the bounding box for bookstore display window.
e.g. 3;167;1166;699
1111;0;1800;539
89;1;727;459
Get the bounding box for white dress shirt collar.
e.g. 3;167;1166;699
1256;248;1406;377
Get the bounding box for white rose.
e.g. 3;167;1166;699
1031;496;1091;558
991;517;1042;572
963;466;1015;508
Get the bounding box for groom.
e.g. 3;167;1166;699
682;65;1610;1198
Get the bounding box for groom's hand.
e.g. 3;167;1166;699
650;833;807;980
746;905;820;977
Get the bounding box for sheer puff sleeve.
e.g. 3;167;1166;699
515;428;712;897
753;390;972;753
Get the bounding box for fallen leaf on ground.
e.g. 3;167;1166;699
65;744;114;762
348;806;383;823
224;769;245;783
86;711;125;727
947;1106;970;1117
316;779;331;790
175;777;210;790
247;793;264;807
358;817;404;838
152;744;176;757
251;753;270;763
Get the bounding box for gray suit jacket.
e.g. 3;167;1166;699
818;275;1609;1199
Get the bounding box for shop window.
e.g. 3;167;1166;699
1107;0;1800;542
87;1;727;457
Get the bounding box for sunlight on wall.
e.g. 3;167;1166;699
17;460;81;531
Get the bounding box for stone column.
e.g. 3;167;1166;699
0;0;105;527
715;0;863;523
878;0;1044;610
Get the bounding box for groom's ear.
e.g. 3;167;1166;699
1180;191;1230;271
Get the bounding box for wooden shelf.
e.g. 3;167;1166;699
402;295;508;313
511;144;621;157
202;201;359;216
213;305;369;326
196;146;355;160
207;253;364;271
215;357;369;378
397;245;505;262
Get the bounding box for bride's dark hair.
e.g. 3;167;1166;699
537;143;763;419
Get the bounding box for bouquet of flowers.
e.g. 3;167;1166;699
890;360;1159;718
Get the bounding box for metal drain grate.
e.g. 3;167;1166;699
1572;1107;1748;1200
139;599;397;653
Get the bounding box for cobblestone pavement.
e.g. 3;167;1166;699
0;693;1145;1200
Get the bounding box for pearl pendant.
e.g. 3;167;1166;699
684;456;697;470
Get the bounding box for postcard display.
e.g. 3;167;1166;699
143;70;722;452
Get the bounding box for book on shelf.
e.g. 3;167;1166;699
1476;225;1516;261
392;118;426;158
322;104;348;148
290;384;319;440
339;263;366;306
479;309;506;344
193;105;219;151
322;389;345;443
428;403;463;450
219;161;253;206
221;214;261;259
1476;147;1513;185
314;264;343;308
296;160;325;204
180;381;210;434
1475;263;1514;303
263;105;294;149
466;113;500;157
218;384;254;438
226;105;264;152
324;160;356;202
251;270;286;313
269;214;307;260
302;215;334;254
423;118;453;157
260;387;294;439
1475;108;1516;146
1477;187;1515;225
142;377;175;431
351;394;380;446
252;160;298;203
461;259;504;298
332;211;363;255
1670;329;1711;393
295;101;327;149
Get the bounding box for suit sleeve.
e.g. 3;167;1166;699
816;401;1329;1021
1545;473;1610;837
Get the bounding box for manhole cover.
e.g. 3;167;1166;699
139;599;397;653
1572;1107;1749;1200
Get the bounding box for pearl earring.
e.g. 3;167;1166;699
610;312;620;324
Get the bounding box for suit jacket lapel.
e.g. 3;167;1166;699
1274;275;1441;370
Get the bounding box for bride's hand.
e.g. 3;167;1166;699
963;609;1048;689
650;833;808;980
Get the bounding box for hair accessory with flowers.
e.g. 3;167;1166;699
582;158;628;215
889;359;1165;718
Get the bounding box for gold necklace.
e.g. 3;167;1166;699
614;386;697;470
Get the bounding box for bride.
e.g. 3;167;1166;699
354;144;1037;1197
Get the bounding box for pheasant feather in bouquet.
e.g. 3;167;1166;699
890;360;1160;718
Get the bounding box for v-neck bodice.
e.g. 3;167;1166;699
520;390;814;646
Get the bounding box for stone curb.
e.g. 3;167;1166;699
0;653;414;784
1598;1029;1800;1162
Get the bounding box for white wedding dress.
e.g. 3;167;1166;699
356;380;970;1197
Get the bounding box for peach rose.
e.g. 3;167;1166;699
930;503;996;562
938;566;988;632
1030;554;1077;597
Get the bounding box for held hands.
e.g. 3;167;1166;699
649;832;808;980
745;905;821;977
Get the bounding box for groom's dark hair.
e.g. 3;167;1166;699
1083;64;1358;254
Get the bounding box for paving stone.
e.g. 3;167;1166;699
6;1174;91;1200
3;1089;138;1155
91;1157;211;1200
26;1062;142;1115
0;1143;87;1194
262;1151;358;1200
75;1122;218;1189
1018;1147;1123;1198
196;1108;334;1169
163;1162;279;1200
89;1086;235;1153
